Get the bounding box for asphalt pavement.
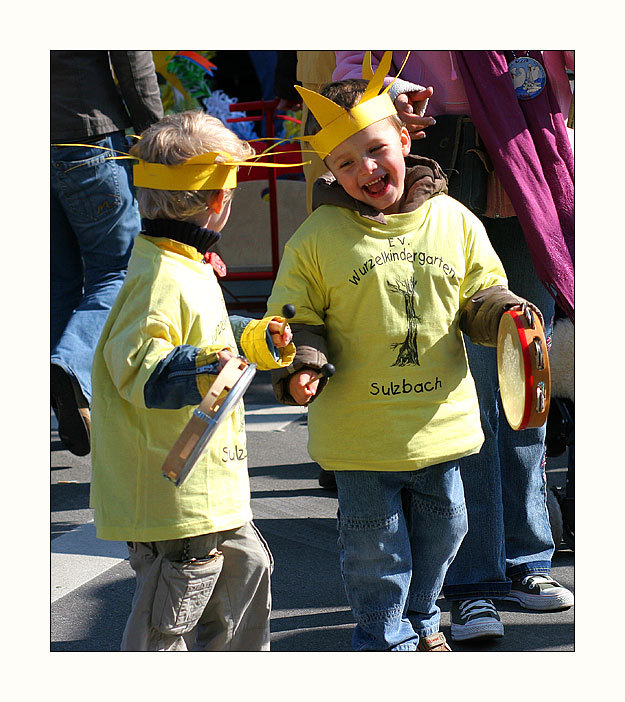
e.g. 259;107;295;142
51;362;575;654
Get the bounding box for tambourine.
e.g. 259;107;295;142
162;356;257;487
497;306;551;431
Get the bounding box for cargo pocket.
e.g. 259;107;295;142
151;551;224;636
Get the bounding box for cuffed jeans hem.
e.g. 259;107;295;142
393;641;420;652
443;582;511;600
353;634;420;652
506;561;552;581
412;623;440;638
50;359;88;405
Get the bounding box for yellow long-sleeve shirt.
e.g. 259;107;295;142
90;235;293;541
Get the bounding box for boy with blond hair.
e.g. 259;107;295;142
266;54;541;651
89;110;295;651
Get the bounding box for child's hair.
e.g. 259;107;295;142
130;111;254;221
304;78;404;140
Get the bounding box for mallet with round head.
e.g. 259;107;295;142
280;304;296;335
304;363;336;389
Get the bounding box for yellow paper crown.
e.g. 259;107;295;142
53;143;308;191
296;51;405;158
134;151;242;191
134;148;313;191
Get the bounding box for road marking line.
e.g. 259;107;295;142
271;606;349;618
51;521;127;603
244;404;306;432
52;405;304;435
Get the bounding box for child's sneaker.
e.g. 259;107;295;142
501;574;574;610
416;631;452;651
450;598;504;641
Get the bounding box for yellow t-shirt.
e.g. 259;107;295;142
90;235;285;541
266;194;508;471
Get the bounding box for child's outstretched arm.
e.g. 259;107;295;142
143;344;238;409
263;233;330;405
142;317;295;410
230;315;296;370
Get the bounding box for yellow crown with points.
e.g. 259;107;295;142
296;51;405;158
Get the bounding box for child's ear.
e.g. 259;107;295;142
400;126;411;157
207;189;226;214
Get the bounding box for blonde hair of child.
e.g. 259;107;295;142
130;111;254;221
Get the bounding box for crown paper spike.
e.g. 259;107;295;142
360;50;393;101
294;85;346;126
362;50;374;81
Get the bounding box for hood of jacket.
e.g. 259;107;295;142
310;154;448;224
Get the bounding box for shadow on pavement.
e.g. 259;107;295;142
50;481;90;512
51;567;134;652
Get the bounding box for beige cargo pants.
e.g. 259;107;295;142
121;521;273;651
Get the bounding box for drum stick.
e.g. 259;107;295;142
280;304;296;335
304;363;336;388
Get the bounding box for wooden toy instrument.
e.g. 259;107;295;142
497;306;551;431
161;356;257;486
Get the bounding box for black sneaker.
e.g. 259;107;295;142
450;599;504;641
318;469;337;489
51;363;91;456
500;574;574;610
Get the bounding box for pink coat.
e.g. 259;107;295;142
333;50;573;119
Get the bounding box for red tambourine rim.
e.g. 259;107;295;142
508;310;533;430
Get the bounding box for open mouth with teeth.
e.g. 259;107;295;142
363;173;390;197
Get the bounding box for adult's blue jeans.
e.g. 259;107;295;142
334;462;467;651
443;217;556;601
50;132;140;404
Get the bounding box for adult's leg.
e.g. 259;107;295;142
50;132;140;404
444;217;556;602
487;218;556;579
443;342;509;601
50;189;83;351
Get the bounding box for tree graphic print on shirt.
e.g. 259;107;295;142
388;277;421;367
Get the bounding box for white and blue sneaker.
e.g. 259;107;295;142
450;598;504;641
501;574;574;610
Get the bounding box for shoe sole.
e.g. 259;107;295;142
500;592;574;611
51;364;91;456
451;621;504;641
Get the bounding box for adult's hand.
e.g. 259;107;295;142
395;86;436;139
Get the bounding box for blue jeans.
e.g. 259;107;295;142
50;132;140;404
443;217;556;601
334;462;467;651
